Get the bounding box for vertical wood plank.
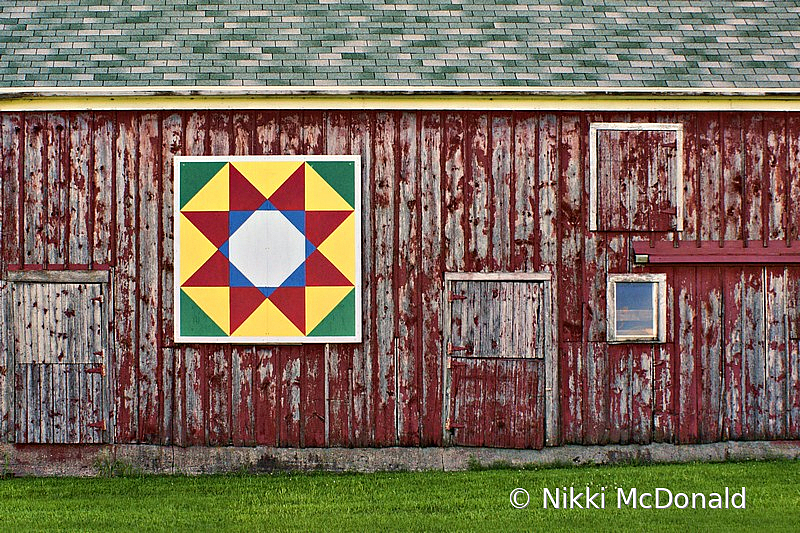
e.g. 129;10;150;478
92;112;114;266
722;113;744;241
396;111;420;446
789;115;800;243
787;266;800;437
764;113;787;241
114;111;138;442
2;114;23;268
538;114;560;445
490;114;512;270
350;111;373;446
697;112;722;242
443;113;465;273
67;113;91;266
465;112;490;271
23;114;46;266
44;114;68;266
723;268;744;440
741;267;766;438
136;113;162;443
420;112;443;446
512;113;537;270
160;111;182;445
697;267;724;442
743;114;764;243
254;347;278;445
675;268;698;443
765;267;787;438
372;111;397;446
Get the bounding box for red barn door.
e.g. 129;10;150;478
444;274;550;449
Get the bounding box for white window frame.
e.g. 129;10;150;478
589;122;684;232
607;273;667;343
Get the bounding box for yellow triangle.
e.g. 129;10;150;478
317;212;356;284
305;163;352;210
179;214;218;285
231;298;269;337
231;161;302;200
305;286;352;333
182;164;229;211
264;298;304;337
182;287;230;334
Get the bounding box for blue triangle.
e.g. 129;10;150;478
219;240;229;258
230;210;255;236
259;199;277;211
258;287;276;298
281;210;305;234
230;263;255;288
305;239;316;259
280;262;305;287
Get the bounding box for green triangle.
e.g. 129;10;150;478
180;289;226;337
179;161;227;209
308;289;356;337
307;161;356;209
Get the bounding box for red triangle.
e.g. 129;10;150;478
305;211;351;247
184;250;229;287
306;250;353;287
229;287;267;333
268;286;305;333
229;164;267;211
268;164;304;210
183;211;229;248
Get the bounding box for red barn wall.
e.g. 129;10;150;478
0;109;799;448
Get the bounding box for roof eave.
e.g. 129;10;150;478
4;85;800;99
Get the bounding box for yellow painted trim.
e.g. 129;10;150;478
5;94;800;112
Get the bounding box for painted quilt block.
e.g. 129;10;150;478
174;156;361;343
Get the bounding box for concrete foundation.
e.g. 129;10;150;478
1;441;798;477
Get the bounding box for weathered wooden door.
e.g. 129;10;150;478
444;274;551;449
8;277;108;444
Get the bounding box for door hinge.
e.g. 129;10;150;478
448;291;467;302
445;418;465;431
86;364;105;376
88;420;106;431
446;356;467;369
447;342;470;355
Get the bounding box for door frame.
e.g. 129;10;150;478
442;271;558;446
4;269;112;444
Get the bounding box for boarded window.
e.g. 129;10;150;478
7;277;108;444
607;273;667;343
590;123;683;232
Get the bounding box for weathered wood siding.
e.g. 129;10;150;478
1;110;799;448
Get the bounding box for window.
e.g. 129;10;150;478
607;273;667;343
589;122;683;232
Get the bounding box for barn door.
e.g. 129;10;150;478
8;278;108;444
444;274;551;449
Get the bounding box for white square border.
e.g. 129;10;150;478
173;155;362;344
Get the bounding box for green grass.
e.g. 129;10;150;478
0;460;798;532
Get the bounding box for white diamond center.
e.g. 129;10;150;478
228;211;305;287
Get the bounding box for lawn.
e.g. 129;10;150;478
0;460;798;532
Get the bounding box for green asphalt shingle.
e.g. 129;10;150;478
2;0;800;88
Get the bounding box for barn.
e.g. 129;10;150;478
1;1;800;474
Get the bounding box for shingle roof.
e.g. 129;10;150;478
2;0;800;89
